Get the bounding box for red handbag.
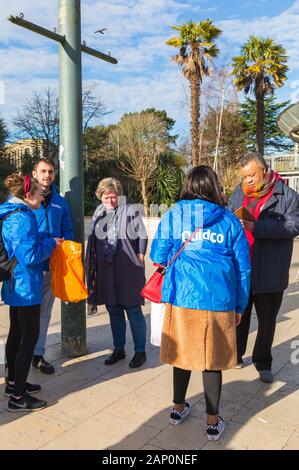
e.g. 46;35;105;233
141;227;201;303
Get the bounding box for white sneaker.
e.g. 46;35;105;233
170;401;191;425
206;416;225;441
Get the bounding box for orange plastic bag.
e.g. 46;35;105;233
50;240;88;303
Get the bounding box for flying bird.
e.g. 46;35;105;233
94;28;107;34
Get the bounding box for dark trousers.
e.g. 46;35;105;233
173;367;222;416
237;292;283;371
106;304;147;352
6;305;40;396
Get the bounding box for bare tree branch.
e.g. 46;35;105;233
110;113;168;213
13;84;108;156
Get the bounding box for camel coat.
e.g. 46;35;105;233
160;303;237;371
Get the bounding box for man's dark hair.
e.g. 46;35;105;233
180;165;224;206
240;152;268;170
34;158;56;171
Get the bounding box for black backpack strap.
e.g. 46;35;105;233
0;207;25;223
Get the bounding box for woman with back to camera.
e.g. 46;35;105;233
0;173;62;412
150;166;251;441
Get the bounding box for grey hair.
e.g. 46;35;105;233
95;177;123;200
240;152;268;170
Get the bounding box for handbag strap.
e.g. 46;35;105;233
165;227;201;271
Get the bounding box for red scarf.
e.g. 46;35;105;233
242;171;281;258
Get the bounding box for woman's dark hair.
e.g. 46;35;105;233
180;165;224;205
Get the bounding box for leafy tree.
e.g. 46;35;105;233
124;108;178;146
151;152;186;207
240;96;293;153
20;149;35;175
83;125;140;214
0;117;14;202
232;36;288;155
166;20;222;166
0;117;8;149
0;158;17;202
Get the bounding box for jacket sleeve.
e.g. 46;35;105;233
61;202;74;240
227;186;243;213
3;212;56;267
137;217;148;255
133;208;148;255
125;204;148;255
254;192;299;240
232;224;251;314
150;210;174;266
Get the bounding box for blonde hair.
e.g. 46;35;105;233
95;177;123;200
5;173;40;199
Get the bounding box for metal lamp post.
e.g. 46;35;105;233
8;0;117;356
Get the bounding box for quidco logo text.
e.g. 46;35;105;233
182;229;225;244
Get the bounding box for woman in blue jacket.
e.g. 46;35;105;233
150;166;251;441
0;173;62;412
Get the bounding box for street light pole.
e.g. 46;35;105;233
59;0;85;356
8;1;118;357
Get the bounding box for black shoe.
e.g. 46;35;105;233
87;304;98;315
5;382;42;397
104;349;126;365
8;392;47;412
32;356;55;374
235;359;244;369
129;352;146;369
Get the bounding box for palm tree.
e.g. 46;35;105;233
232;36;288;155
166;20;222;166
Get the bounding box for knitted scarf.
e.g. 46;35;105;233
242;168;278;198
242;169;281;258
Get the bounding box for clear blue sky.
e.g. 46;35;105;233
0;0;298;141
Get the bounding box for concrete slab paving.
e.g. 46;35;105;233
0;237;298;450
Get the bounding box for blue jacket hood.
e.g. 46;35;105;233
150;199;251;314
176;199;225;229
0;200;30;219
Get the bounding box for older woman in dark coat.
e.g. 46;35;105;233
87;178;148;368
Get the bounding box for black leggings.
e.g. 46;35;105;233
6;305;40;396
173;367;222;416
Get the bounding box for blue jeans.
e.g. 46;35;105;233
34;272;55;357
106;304;146;352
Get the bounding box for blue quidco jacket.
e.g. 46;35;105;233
33;184;73;270
150;199;251;314
0;200;56;307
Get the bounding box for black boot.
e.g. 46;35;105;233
32;356;55;374
104;349;126;365
129;352;146;369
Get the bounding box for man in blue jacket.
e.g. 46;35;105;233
31;158;73;374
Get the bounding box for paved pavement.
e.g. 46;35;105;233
0;228;298;450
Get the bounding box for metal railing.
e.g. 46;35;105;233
265;154;299;172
